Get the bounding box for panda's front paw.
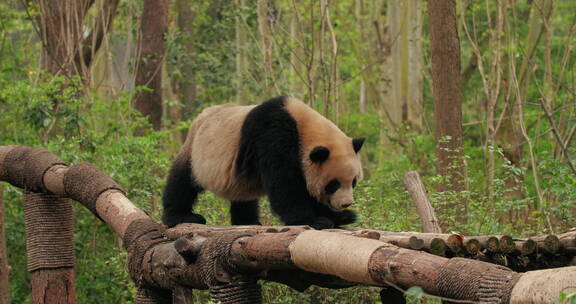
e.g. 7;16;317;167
333;210;357;227
162;212;207;227
309;217;335;230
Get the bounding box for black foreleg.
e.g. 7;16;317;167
264;169;335;229
315;204;357;227
162;153;207;227
230;200;261;225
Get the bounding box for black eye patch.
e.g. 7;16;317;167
324;179;341;195
352;178;357;188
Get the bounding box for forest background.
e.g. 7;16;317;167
0;0;575;303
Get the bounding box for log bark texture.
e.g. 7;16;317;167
30;269;75;304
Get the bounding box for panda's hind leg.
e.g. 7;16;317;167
230;200;261;225
162;152;207;227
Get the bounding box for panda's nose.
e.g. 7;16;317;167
341;203;352;208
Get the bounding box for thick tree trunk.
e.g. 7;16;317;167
36;0;117;78
35;0;92;76
0;186;9;304
427;0;468;225
24;191;75;304
30;269;75;304
133;0;169;132
174;0;197;121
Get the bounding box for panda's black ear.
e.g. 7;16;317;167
310;146;330;163
352;137;365;153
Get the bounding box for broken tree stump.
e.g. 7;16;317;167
404;171;442;233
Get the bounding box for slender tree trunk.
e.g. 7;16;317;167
235;0;248;104
386;0;403;127
289;7;305;95
0;186;9;304
324;2;340;122
387;0;422;130
427;0;467;225
133;0;169;132
461;0;505;198
359;79;367;114
406;0;423;130
175;0;197;121
376;0;394;149
77;0;120;70
499;0;553;200
257;0;274;97
355;0;368;114
484;1;504;200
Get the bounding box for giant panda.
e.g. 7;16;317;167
162;96;365;229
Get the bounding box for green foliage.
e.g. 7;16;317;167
556;290;576;304
0;73;169;302
1;0;575;303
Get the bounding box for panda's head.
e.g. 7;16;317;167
305;137;365;212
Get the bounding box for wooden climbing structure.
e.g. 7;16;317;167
0;145;575;304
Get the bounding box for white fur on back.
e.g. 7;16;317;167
186;104;264;200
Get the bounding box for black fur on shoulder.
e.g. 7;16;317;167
162;152;207;227
236;96;351;229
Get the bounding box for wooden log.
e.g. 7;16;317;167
533;235;560;254
464;238;480;255
378;235;425;250
471;236;500;253
349;230;463;254
404;171;442;233
558;229;576;249
30;269;75;304
0;185;9;304
429;238;447;256
500;235;517;254
24;190;75;304
519;239;537;255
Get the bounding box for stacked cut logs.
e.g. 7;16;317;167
332;228;576;272
167;225;576;272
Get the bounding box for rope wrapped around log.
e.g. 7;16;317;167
2;146;65;193
63;162;124;216
24;192;74;271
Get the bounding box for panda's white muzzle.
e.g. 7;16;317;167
327;188;354;211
